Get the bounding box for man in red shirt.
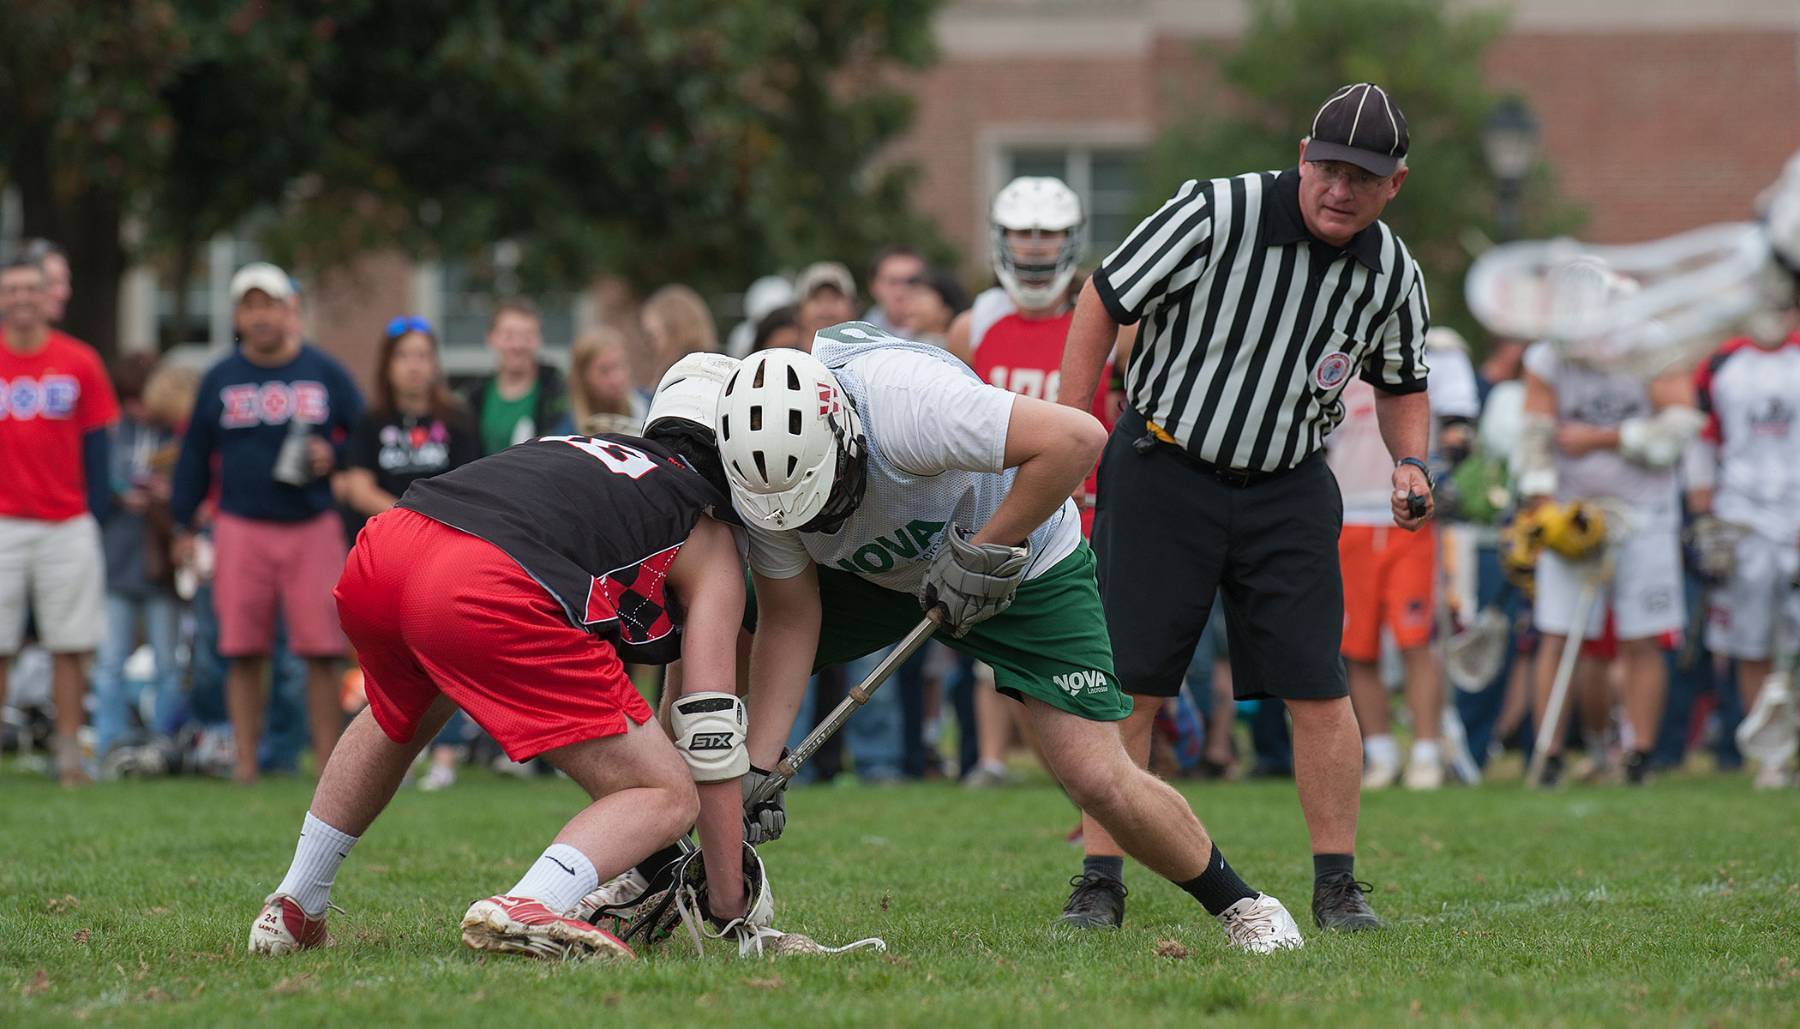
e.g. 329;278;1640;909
0;252;119;785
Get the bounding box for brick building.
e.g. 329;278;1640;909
92;0;1800;389
909;0;1800;270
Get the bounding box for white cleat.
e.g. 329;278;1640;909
460;895;634;961
1217;894;1305;953
248;893;331;955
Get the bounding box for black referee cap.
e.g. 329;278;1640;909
1304;83;1409;177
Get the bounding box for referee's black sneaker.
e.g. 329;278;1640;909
1057;872;1127;929
1311;872;1382;931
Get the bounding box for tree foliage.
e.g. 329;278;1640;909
1145;0;1582;342
0;0;948;355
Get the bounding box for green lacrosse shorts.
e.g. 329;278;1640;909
808;542;1133;722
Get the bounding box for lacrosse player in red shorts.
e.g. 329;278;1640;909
249;356;755;961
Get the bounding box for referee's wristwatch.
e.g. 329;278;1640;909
1394;456;1434;491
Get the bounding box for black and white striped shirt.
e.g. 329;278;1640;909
1093;168;1429;473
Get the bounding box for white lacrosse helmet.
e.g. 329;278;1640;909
991;176;1085;310
716;348;865;532
644;352;740;436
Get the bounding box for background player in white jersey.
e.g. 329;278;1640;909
1514;266;1703;785
1687;287;1800;788
717;333;1305;951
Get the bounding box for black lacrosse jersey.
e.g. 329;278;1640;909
398;434;728;665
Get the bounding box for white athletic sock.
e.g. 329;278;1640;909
506;844;598;914
1364;734;1399;769
1410;739;1441;768
275;812;360;916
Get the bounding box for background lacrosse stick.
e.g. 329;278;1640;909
1527;523;1620;789
1734;567;1800;774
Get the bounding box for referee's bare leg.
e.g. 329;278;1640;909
1284;693;1365;859
1032;699;1301;949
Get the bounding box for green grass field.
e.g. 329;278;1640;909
3;765;1795;1027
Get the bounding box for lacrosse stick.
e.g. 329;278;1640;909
745;610;941;807
1735;566;1800;769
1528;545;1615;788
1466;147;1800;380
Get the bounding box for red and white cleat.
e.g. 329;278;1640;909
248;893;331;955
460;895;635;962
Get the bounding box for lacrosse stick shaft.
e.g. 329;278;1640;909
747;611;941;805
1528;558;1608;787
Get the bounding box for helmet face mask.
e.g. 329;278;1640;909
797;415;867;534
717;350;866;531
991;176;1085;311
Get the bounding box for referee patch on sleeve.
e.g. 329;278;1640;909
1312;351;1354;391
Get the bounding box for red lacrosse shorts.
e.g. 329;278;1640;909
334;507;652;762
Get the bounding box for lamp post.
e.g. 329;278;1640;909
1482;97;1540;243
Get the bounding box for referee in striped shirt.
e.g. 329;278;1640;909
1058;83;1431;933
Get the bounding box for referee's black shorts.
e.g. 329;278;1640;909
1092;407;1347;703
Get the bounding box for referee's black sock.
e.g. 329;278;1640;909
1082;855;1125;883
1176;844;1256;917
1313;852;1355;883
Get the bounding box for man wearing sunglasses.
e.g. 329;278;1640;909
170;262;365;783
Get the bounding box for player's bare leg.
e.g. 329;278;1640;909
460;718;705;960
1028;699;1300;952
1617;637;1666;784
227;655;269;784
538;719;705;887
304;657;343;775
1347;658;1396;787
1063;701;1156;928
309;700;457;836
1401;646;1444;789
251;699;455;955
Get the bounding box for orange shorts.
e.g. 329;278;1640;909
1338;523;1436;662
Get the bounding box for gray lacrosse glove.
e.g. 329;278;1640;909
741;763;787;844
919;524;1030;638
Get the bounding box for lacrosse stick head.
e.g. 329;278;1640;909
1467;147;1800;380
1734;672;1797;766
1445;607;1510;693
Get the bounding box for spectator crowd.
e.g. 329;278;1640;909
3;173;1796;795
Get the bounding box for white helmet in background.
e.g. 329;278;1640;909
716;349;866;532
644;352;739;437
991;176;1085;311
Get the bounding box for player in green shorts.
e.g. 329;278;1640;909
708;327;1303;952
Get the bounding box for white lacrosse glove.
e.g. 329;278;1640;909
918;524;1030;638
741;761;787;844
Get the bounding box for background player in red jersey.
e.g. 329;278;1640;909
949;177;1119;536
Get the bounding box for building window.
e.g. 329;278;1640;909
1002;146;1145;259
